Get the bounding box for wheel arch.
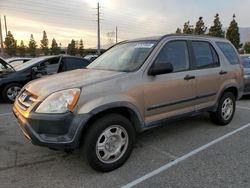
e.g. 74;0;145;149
78;103;144;147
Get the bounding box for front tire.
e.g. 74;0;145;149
83;114;135;172
2;83;22;103
210;92;236;125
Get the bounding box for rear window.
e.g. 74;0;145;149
242;56;250;68
216;42;240;65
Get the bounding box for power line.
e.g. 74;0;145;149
97;2;101;55
4;15;7;36
0;15;4;56
116;26;118;43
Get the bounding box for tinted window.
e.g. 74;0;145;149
62;58;90;71
155;41;189;72
242;56;250;68
192;41;219;69
40;57;60;74
216;42;240;65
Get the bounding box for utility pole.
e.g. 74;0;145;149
115;26;118;44
0;15;4;56
4;15;7;37
97;2;101;55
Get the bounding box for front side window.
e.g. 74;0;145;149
192;41;219;69
88;41;156;72
154;41;189;72
39;57;60;75
216;42;240;65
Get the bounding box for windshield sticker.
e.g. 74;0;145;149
135;43;154;48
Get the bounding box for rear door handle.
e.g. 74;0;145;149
219;70;228;75
184;75;196;80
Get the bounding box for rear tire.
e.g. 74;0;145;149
210;92;236;126
82;114;135;172
2;83;22;103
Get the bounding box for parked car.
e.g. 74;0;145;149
240;55;250;95
0;55;90;102
84;54;98;62
13;35;243;172
5;57;32;67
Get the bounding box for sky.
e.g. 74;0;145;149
0;0;250;48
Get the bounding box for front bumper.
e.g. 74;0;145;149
13;105;91;150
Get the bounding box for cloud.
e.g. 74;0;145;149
1;0;250;47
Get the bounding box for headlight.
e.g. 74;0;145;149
36;88;81;113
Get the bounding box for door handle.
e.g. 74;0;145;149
219;70;228;75
184;75;196;80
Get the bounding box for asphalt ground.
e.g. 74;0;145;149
1;97;250;188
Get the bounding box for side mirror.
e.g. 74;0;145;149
32;67;38;73
148;63;173;76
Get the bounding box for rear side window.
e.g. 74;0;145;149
62;58;90;71
192;41;219;69
216;42;240;65
155;41;189;72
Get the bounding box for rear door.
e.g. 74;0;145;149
191;40;222;110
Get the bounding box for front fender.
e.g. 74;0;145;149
76;95;144;126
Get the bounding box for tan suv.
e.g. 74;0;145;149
13;35;243;172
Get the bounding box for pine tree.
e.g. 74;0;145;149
18;40;26;56
183;21;194;34
40;31;49;55
243;42;250;54
51;38;60;55
194;17;207;35
67;39;77;56
79;39;84;56
4;31;17;56
176;28;182;34
208;14;225;38
28;34;37;57
226;14;241;49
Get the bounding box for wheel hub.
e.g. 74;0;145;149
222;97;234;121
96;125;128;164
7;86;21;101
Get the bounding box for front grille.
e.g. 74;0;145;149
17;90;38;111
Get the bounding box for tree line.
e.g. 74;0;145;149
176;14;250;53
3;30;85;57
3;14;250;57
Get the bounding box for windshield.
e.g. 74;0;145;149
88;41;156;72
14;57;47;71
242;56;250;68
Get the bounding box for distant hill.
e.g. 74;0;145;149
239;27;250;44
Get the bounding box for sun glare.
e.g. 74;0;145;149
83;0;114;8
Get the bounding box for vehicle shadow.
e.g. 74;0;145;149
240;95;250;101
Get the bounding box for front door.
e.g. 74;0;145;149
144;40;196;125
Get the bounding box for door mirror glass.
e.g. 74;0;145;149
148;63;173;76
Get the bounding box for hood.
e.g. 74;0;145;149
25;68;125;97
0;58;15;72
